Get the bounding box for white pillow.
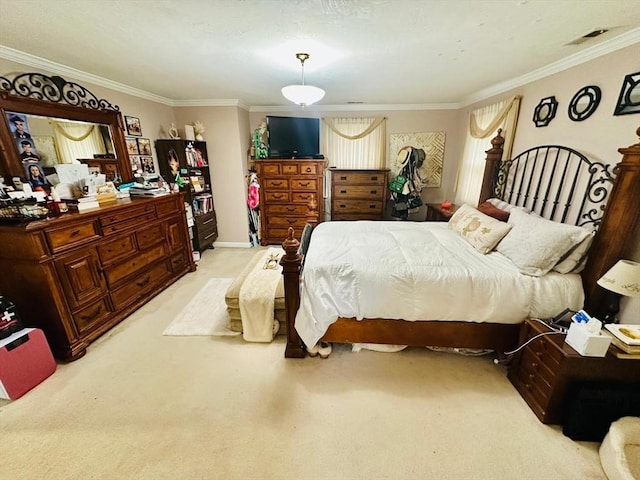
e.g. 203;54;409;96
496;208;591;276
448;204;512;254
487;198;531;213
553;231;594;274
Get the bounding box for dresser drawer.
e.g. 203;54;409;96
332;200;383;214
266;204;309;215
527;334;563;370
269;216;309;229
333;172;386;185
265;191;291;202
110;261;171;310
155;197;179;218
100;205;156;227
46;221;101;253
136;223;165;249
292;192;317;204
264;178;289;189
291;178;317;190
195;212;217;233
72;298;112;335
98;234;136;265
299;163;319;175
281;164;299;175
101;213;156;235
259;163;282;175
333;185;386;199
104;243;167;286
333;213;382;221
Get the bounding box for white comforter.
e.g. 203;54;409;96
295;221;584;348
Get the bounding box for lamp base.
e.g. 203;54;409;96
601;291;622;325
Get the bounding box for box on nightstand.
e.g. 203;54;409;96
565;322;612;357
0;328;56;400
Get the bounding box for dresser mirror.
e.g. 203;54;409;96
0;73;133;185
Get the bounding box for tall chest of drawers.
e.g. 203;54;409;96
256;159;324;245
0;195;195;361
331;169;389;220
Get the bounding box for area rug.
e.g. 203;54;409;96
162;277;241;336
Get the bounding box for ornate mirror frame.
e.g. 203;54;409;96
0;73;133;183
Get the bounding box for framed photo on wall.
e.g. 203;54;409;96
125;116;142;136
126;137;139;155
137;137;151;156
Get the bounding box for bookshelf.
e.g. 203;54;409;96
155;139;218;251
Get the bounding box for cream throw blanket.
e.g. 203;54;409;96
239;247;283;342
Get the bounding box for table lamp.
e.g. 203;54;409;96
596;259;640;323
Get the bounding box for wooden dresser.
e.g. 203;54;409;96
256;159;324;245
0;195;195;361
331;168;389;221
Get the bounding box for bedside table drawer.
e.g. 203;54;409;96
521;347;558;387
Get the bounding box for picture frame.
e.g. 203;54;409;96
613;71;640;116
125;115;142;136
126;137;139;155
140;156;155;173
568;85;601;122
130;155;142;175
23;160;49;189
137;137;151;156
5;111;31;139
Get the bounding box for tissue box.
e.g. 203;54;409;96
565;322;611;357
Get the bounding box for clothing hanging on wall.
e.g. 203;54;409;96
247;171;260;246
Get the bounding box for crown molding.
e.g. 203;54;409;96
0;44;175;106
461;27;640;107
172;98;250;110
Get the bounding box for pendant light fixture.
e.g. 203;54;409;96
281;53;325;107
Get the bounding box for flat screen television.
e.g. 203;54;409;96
266;116;321;158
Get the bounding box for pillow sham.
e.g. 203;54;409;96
477;201;510;222
448;204;512;254
553;231;594;274
496;208;591;276
487;198;531;214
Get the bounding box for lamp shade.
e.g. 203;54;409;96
281;84;325;107
597;260;640;297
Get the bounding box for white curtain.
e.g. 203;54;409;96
454;96;521;206
52;121;106;164
321;117;386;169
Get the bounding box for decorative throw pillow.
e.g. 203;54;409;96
477;201;510;222
553;231;594;274
496;208;592;276
448;204;512;254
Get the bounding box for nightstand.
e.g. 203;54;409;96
425;203;459;221
507;318;640;424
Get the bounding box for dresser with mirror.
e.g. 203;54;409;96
0;73;195;360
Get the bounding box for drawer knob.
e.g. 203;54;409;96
340;190;347;194
136;276;151;288
70;229;81;237
299;182;310;187
370;190;378;194
340;176;347;180
286;207;295;212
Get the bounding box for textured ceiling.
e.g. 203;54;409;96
0;0;639;108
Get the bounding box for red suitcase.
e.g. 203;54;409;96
0;328;56;400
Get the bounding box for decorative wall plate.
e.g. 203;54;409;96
533;96;558;127
613;72;640;116
568;85;601;121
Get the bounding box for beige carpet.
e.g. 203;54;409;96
0;247;607;480
162;277;239;336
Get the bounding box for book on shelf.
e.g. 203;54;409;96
602;330;640;354
604;324;640;346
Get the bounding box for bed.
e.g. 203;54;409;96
280;127;640;358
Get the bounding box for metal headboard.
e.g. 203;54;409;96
492;145;616;230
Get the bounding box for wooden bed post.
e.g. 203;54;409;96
478;129;505;205
280;227;306;358
583;126;640;317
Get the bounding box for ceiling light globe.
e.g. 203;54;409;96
281;85;325;107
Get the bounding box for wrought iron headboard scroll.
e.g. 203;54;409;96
0;72;119;111
492;145;615;230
